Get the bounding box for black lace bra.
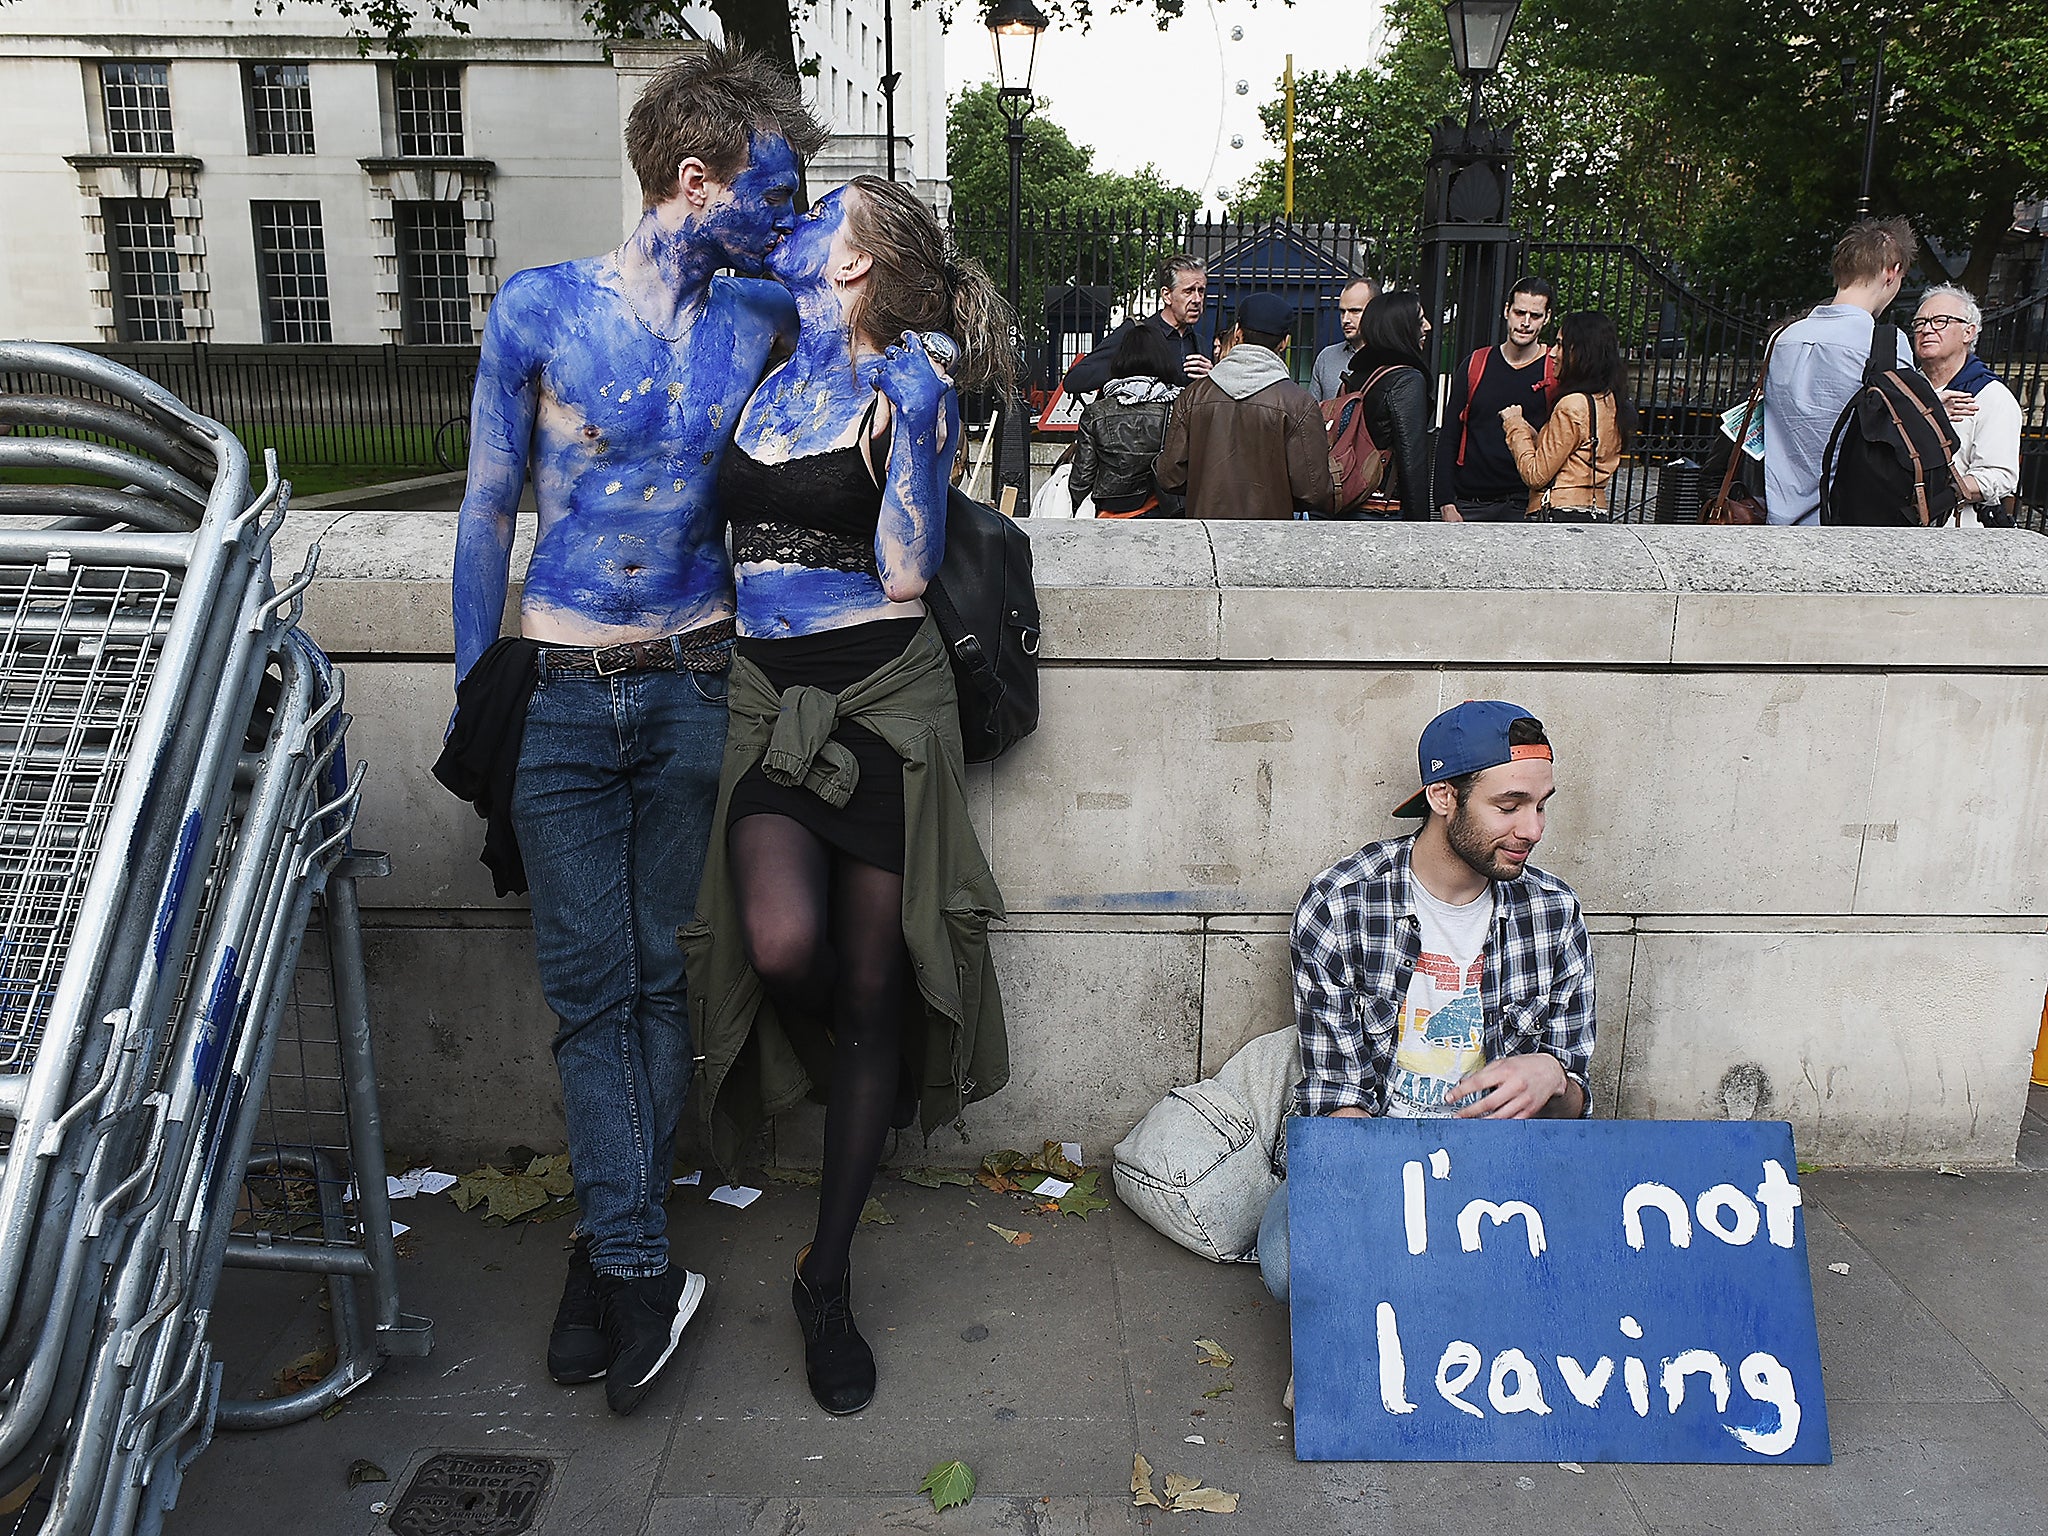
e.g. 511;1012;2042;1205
719;399;893;574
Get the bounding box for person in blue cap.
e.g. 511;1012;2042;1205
1258;700;1597;1302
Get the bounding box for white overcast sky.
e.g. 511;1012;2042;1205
943;0;1391;210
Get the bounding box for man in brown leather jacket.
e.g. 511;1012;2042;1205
1154;293;1335;520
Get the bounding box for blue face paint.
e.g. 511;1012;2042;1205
451;132;803;681
733;187;959;640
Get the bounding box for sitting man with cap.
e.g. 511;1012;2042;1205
1258;700;1597;1302
1154;291;1333;520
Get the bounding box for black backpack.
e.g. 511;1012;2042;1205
924;487;1041;763
1818;322;1961;527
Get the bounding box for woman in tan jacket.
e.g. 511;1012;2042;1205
1500;311;1631;520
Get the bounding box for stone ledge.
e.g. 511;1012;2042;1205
276;510;2048;670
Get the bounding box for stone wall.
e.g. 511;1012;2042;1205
274;514;2048;1169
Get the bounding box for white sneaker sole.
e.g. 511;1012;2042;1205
627;1269;705;1390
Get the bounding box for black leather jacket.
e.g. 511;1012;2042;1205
1361;367;1431;521
1073;384;1178;513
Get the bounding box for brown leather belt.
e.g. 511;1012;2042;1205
537;618;735;677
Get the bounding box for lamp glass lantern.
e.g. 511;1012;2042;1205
1442;0;1522;78
986;0;1049;99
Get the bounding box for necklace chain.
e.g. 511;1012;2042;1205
620;282;689;345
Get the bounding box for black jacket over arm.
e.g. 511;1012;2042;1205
1062;312;1196;396
1363;367;1432;521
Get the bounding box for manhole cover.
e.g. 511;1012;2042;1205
387;1453;553;1536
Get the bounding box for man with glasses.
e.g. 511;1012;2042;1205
1910;286;2021;527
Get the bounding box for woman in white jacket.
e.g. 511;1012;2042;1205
1912;284;2022;528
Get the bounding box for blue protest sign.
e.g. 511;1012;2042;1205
1287;1117;1831;1464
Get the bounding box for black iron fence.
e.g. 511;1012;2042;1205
951;210;2048;528
0;343;479;474
8;218;2046;528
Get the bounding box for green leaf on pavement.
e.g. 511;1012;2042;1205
860;1197;894;1225
1203;1380;1234;1398
763;1166;823;1187
900;1166;975;1188
919;1458;975;1512
524;1153;574;1198
346;1459;387;1488
1057;1169;1110;1219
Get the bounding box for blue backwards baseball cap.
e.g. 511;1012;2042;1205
1392;700;1553;818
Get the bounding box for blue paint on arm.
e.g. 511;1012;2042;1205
453;273;543;682
863;333;954;600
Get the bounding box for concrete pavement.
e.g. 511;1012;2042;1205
168;1086;2048;1535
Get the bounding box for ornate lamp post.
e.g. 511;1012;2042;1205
1443;0;1522;128
1420;0;1523;461
986;0;1047;507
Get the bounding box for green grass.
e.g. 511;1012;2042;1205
2;419;463;502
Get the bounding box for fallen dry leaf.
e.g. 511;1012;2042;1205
274;1344;337;1396
346;1459;387;1489
1203;1381;1234;1399
901;1166;975;1189
1172;1485;1241;1513
1163;1472;1201;1500
860;1197;894;1225
1194;1338;1234;1369
1131;1454;1165;1509
986;1223;1031;1245
974;1170;1017;1195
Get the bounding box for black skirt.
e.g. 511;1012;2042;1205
727;617;924;874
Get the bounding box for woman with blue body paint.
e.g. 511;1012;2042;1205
685;176;1018;1416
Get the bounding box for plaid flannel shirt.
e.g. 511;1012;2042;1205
1292;834;1596;1119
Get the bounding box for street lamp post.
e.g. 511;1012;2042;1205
881;0;900;181
1856;31;1887;219
986;0;1047;509
1420;0;1523;469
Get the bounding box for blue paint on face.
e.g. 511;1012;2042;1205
451;131;804;680
732;185;959;640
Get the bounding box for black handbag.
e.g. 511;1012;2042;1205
924;486;1041;763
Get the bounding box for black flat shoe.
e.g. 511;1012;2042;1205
792;1245;875;1415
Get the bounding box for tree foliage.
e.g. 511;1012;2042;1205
947;83;1198;221
1233;0;2048;301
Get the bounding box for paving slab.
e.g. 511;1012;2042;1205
1614;1398;2048;1535
1806;1169;2048;1425
166;1158;2048;1536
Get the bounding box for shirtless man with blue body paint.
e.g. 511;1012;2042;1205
446;46;826;1417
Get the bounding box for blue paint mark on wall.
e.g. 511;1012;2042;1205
1287;1116;1831;1464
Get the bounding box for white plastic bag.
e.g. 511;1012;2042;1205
1030;459;1095;519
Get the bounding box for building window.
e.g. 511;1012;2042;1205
246;62;315;155
101;62;174;155
393;65;463;157
103;197;184;341
395;202;472;344
252;201;332;343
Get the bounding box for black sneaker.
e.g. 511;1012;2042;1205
792;1249;875;1415
595;1265;705;1415
547;1232;607;1385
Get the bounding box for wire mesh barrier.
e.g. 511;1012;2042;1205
0;345;429;1535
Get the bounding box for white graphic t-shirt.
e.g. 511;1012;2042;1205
1384;882;1495;1117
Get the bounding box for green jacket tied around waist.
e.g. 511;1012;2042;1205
680;617;1008;1175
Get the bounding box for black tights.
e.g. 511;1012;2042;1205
729;813;907;1294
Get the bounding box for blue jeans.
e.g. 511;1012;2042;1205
511;660;727;1277
1258;1184;1291;1302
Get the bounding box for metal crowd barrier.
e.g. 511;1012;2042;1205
0;344;429;1535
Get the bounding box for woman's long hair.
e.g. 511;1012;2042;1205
843;175;1019;401
1342;290;1427;390
1553;310;1636;447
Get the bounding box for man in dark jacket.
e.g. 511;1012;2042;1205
1061;255;1211;396
1436;276;1558;522
1154;292;1334;520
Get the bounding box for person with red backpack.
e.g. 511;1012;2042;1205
1436;277;1559;522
